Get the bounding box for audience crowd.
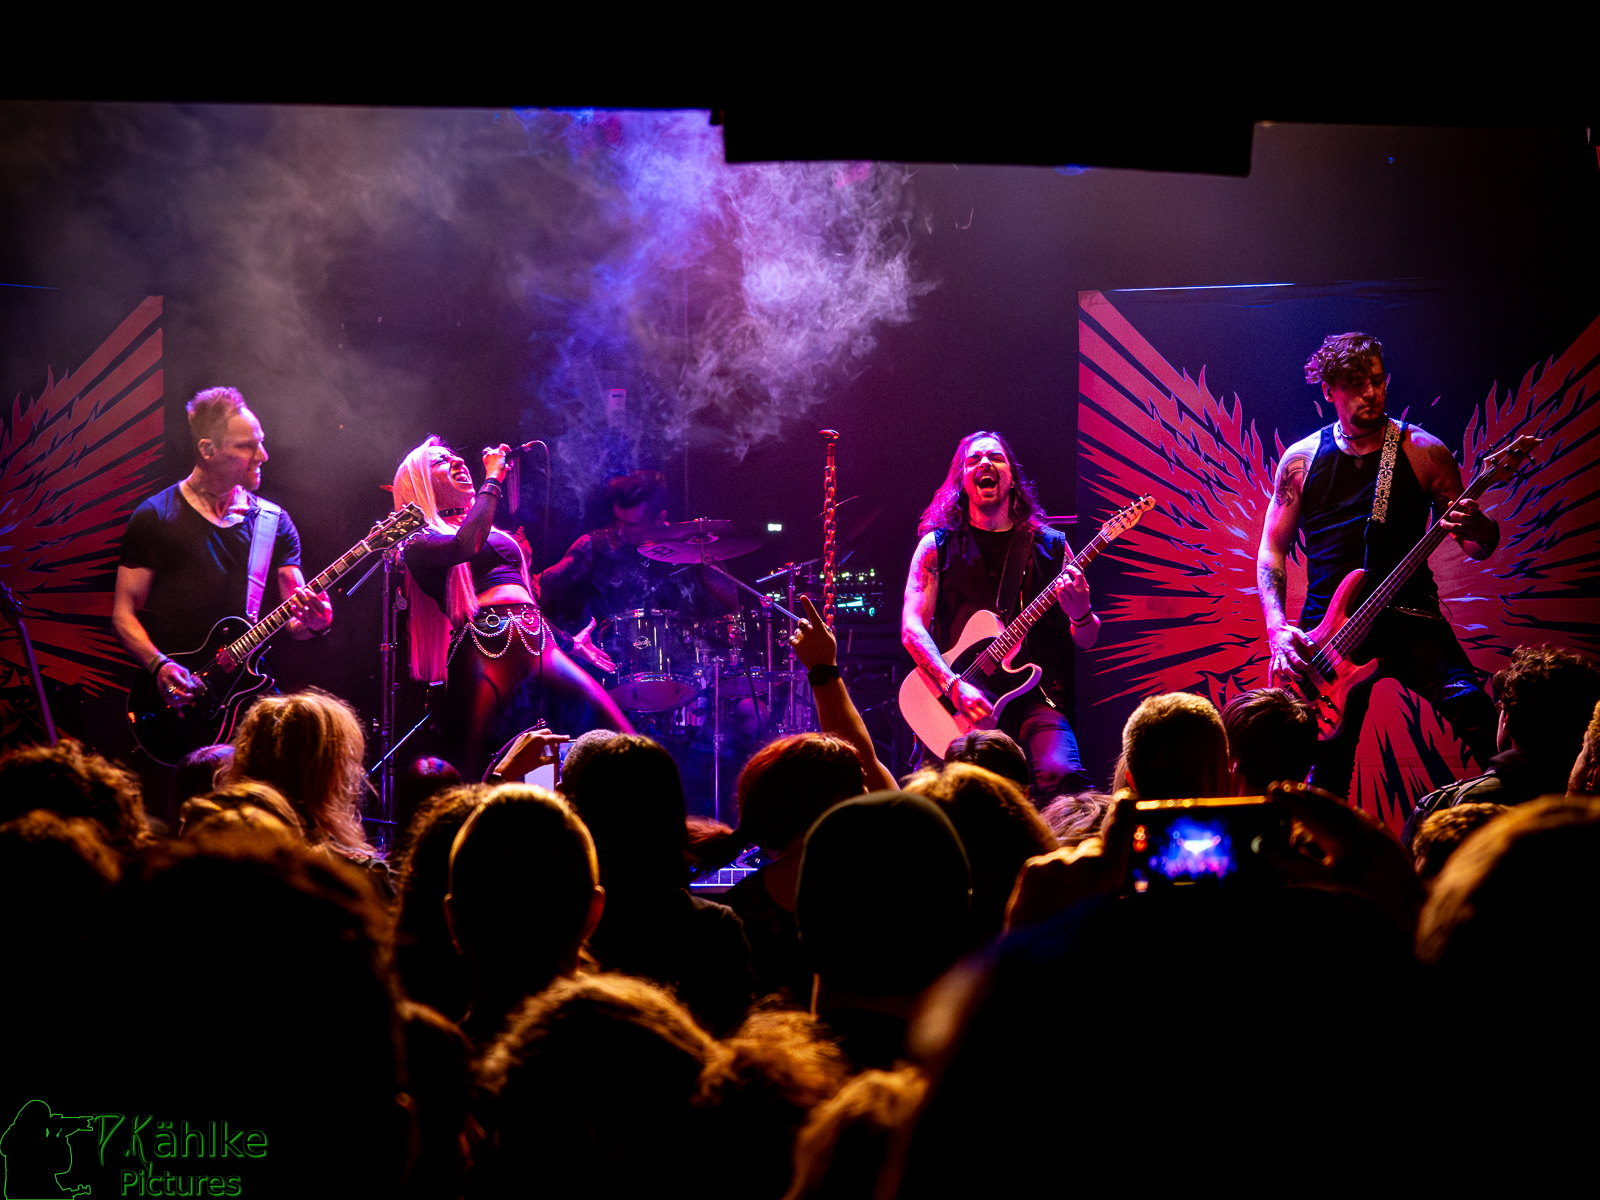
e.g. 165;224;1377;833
3;634;1597;1194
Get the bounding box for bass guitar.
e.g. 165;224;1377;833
899;495;1155;755
1286;434;1539;740
126;504;426;765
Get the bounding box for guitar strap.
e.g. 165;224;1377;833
995;523;1033;623
1370;418;1404;524
245;499;283;622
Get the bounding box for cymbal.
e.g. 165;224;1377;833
636;534;762;564
639;519;735;543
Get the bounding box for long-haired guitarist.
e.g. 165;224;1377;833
902;431;1098;799
1256;332;1500;796
113;388;332;714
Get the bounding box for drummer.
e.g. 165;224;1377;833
539;469;740;650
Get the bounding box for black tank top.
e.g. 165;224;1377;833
1298;422;1438;627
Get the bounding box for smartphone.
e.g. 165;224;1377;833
1125;796;1287;893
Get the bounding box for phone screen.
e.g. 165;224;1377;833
1127;797;1284;893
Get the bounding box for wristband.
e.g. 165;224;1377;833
807;663;841;687
1069;610;1094;626
481;479;504;500
149;654;172;676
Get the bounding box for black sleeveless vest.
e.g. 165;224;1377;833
932;522;1073;702
1298;423;1438;628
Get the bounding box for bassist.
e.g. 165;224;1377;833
1257;333;1499;796
113;388;331;713
902;431;1097;799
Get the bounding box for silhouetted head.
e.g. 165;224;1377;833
472;973;715;1199
228;688;374;856
1221;688;1316;793
445;784;603;1003
396;756;462;850
797;792;972;997
904;764;1056;946
736;733;867;855
561;735;689;892
942;729;1032;793
1410;802;1509;880
1492;644;1600;767
0;737;150;850
1122;692;1229;799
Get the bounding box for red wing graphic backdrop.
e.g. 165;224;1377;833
0;297;164;744
1076;285;1600;834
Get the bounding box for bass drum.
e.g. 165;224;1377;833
602;609;698;711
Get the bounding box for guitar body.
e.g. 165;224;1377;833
126;617;273;765
1291;568;1383;742
897;610;1044;757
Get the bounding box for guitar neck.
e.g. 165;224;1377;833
1330;464;1496;655
972;533;1109;671
221;535;379;662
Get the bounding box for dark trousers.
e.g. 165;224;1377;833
998;693;1094;802
445;617;632;782
1309;610;1497;799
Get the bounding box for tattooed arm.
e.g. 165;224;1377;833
1257;439;1315;684
903;531;992;723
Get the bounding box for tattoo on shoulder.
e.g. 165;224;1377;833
912;542;939;591
1274;454;1308;505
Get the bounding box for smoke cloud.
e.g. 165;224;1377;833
1;104;931;512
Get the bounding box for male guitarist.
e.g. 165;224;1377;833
902;431;1098;798
1257;332;1499;796
113;388;332;714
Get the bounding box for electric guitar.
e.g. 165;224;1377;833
1285;434;1539;740
899;496;1155;755
126;504;425;765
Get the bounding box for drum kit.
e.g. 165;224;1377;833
598;518;821;804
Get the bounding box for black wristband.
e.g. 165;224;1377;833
149;654;171;676
481;479;504;500
807;663;841;687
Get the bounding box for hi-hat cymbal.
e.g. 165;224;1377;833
636;534;761;564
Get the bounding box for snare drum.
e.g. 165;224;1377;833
602;610;698;711
696;611;747;649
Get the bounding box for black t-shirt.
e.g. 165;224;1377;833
119;484;302;651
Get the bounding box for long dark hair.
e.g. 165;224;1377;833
917;430;1044;537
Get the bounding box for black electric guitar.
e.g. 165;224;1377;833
126;504;425;765
899;495;1155;754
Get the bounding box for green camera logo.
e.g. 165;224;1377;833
2;1101;268;1198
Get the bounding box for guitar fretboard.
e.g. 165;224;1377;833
963;529;1115;682
1311;453;1507;674
217;507;421;666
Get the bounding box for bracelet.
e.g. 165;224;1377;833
149;654;172;676
1069;610;1094;626
807;663;841;687
481;479;504;499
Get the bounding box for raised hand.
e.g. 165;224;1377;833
789;593;837;669
482;443;511;482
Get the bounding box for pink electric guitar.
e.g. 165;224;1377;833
1285;434;1539;740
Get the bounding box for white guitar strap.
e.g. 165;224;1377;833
1370;419;1403;524
245;499;282;622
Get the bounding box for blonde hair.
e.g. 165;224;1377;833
228;689;373;856
393;437;480;683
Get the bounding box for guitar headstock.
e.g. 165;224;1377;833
1098;495;1156;541
1481;434;1541;484
367;503;426;549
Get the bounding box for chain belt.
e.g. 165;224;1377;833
449;604;546;665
